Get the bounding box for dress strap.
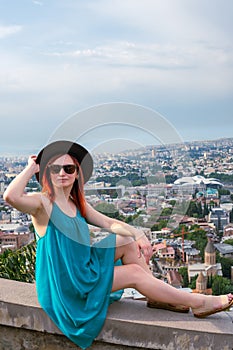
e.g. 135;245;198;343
34;229;41;241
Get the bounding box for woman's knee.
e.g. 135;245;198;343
128;263;145;279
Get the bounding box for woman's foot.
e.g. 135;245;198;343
192;293;233;318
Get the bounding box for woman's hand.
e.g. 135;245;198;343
135;233;153;264
27;155;40;174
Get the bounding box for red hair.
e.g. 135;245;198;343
41;155;86;217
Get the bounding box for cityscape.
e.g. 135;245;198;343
0;136;233;295
1;0;233;347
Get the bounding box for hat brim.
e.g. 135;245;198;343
35;140;93;184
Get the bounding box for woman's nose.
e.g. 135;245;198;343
59;167;65;174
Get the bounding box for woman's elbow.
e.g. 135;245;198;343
3;190;16;206
3;189;9;202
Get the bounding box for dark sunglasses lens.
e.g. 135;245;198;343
49;164;76;174
63;165;76;174
49;165;61;174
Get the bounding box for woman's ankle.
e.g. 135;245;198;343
190;294;206;310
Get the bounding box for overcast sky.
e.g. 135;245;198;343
0;0;233;154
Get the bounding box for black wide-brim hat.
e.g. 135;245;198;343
35;140;93;184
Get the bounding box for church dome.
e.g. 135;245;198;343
205;240;215;254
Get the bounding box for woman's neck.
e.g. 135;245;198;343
54;186;72;203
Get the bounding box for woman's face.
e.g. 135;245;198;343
48;154;77;188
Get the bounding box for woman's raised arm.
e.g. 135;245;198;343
3;155;43;216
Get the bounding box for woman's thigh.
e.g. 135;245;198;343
112;263;143;292
114;235;136;261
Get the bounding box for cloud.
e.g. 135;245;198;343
0;0;232;151
86;0;233;44
1;36;232;103
0;25;22;39
32;0;43;5
40;40;233;99
45;40;233;70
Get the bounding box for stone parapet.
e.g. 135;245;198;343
0;278;233;350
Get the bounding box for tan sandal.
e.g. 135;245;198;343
147;300;190;313
192;295;233;318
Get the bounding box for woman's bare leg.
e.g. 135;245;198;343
113;236;233;311
114;237;193;305
112;264;233;311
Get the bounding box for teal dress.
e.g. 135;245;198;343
35;203;123;349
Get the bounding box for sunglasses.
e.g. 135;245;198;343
48;164;77;174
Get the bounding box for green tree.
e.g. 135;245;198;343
207;274;213;288
218;188;230;196
160;207;173;216
189;275;198;290
0;242;36;283
94;202;119;219
203;202;209;216
125;215;134;224
216;255;233;279
187;201;198;217
197;202;203;218
178;267;189;287
132;215;144;227
186;227;208;261
158;220;168;230
222;239;233;246
151;223;159;231
211;275;233;295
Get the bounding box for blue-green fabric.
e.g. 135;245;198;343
35;203;123;349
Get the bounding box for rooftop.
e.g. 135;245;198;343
214;243;233;255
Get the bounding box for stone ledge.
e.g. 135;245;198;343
0;278;233;350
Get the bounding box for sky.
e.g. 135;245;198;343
0;0;233;155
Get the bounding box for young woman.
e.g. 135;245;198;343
4;140;233;350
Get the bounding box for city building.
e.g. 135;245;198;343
209;208;230;231
0;224;34;253
223;223;233;237
188;237;222;282
173;175;223;193
166;270;183;288
152;241;175;260
214;243;233;258
195;272;207;293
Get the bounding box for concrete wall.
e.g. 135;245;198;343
0;278;233;350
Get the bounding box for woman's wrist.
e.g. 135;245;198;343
133;230;146;240
110;222;134;237
26;156;40;176
23;164;38;179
